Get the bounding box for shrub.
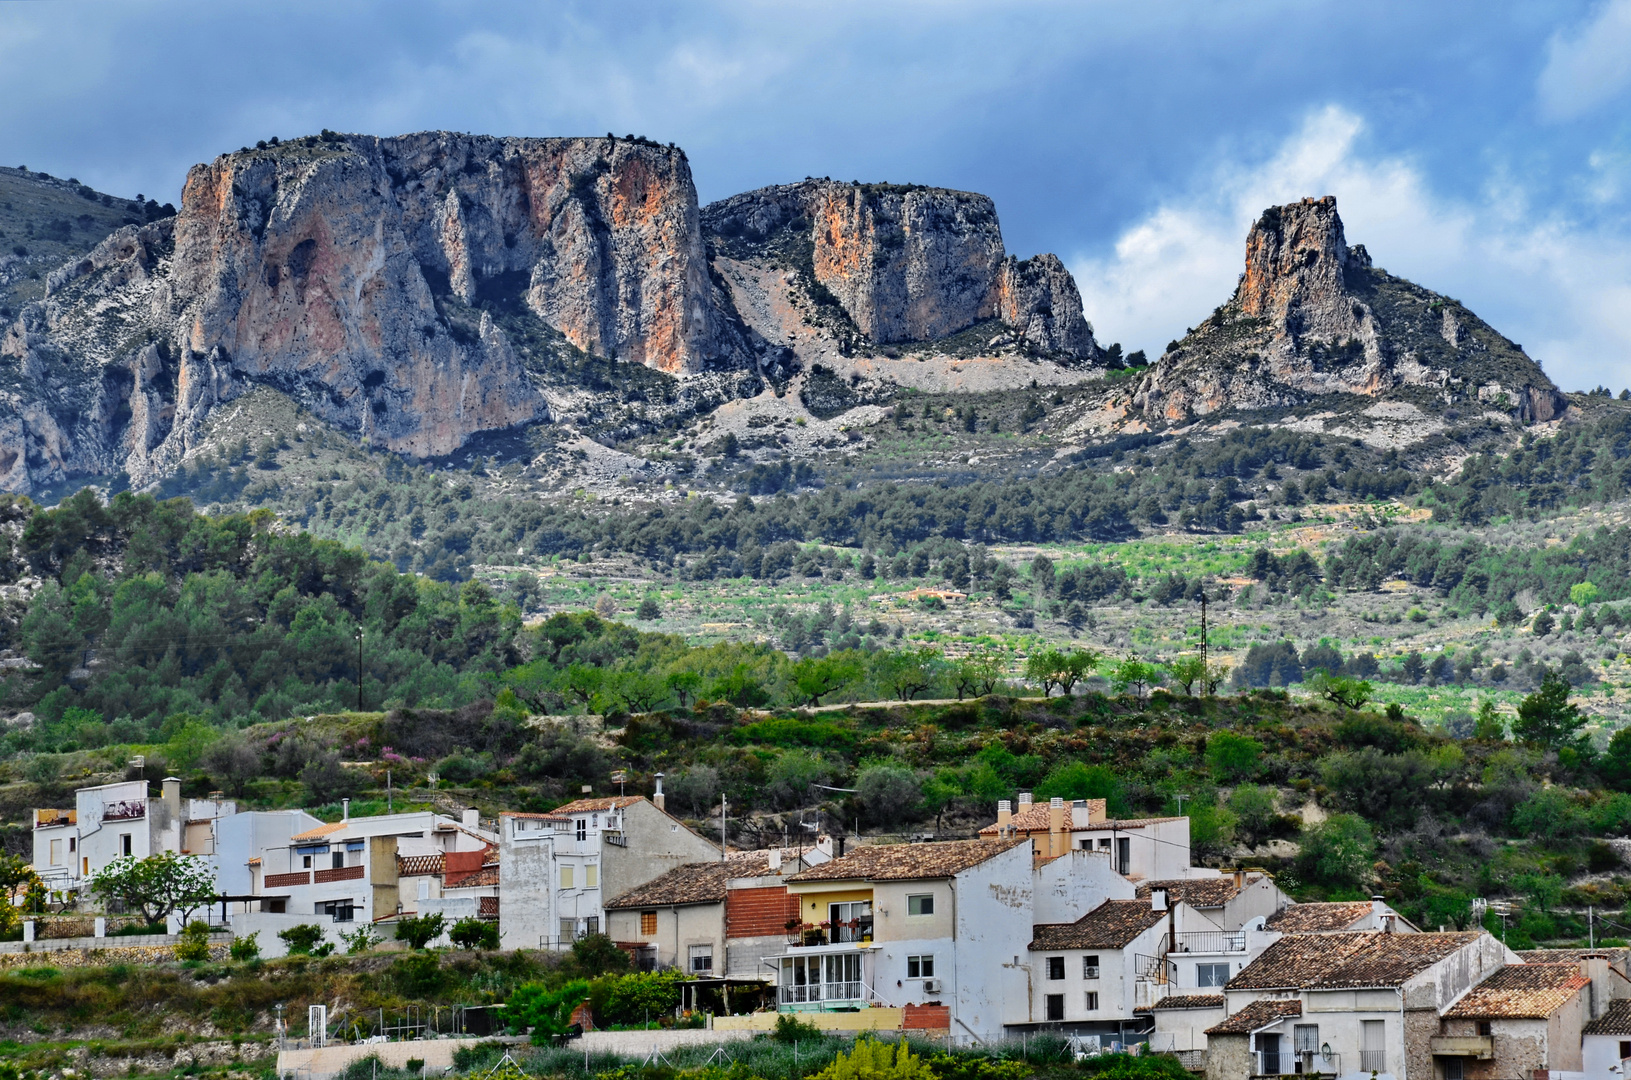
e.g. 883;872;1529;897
277;924;325;955
174;920;211;962
1511;787;1586;840
809;1038;933;1080
771;1013;822;1044
229;931;260;962
1298;813;1375;890
396;912;445;949
1206;732;1263;780
856;761;922;825
341;924;381;954
449;917;499;950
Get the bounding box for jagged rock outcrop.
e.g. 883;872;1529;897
702;180;1099;360
1133;195;1565;422
0;132;754;493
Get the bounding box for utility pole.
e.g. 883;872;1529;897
355;627;364;711
1199;593;1210;696
720;794;727;862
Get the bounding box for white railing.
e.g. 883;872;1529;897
1253;1050;1340;1075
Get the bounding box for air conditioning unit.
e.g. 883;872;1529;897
922;979;941;994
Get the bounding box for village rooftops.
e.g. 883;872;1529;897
977;808;1182;837
605;849;808;910
550;796;645;815
1138;994;1226;1012
1207;999;1304;1035
1264;901;1380;933
1584;998;1631;1036
289;811;496;846
1030;899;1169;951
1520;947;1631;967
787;838;1024;883
978;800;1106;835
1442;964;1590;1019
498;811;570;821
1228;931;1481;991
1135;878;1241;909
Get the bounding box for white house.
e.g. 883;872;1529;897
1437;961;1594;1080
497;795;719;951
32;778;237;898
1135;872;1294;932
776;837;1035;1043
978;795;1193;880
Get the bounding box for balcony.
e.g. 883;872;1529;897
1429;1037;1493;1060
314;865;365;884
265;871;311;888
1253;1051;1341;1076
1174;930;1247;954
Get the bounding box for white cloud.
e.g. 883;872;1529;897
1537;0;1631;121
1070;105;1631;391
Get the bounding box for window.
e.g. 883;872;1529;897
560;918;578;941
1046;956;1066;980
1084;992;1099;1011
585;916;599;935
49;839;61;866
1116;837;1130;874
585;864;599;888
779;953;862;1004
1476;1022;1491;1037
828;900;873;942
907;955;935;978
332;852;344;870
576;819;587;841
1097;838;1111;850
320;900;355;923
560;865;575;888
1360;1020;1385;1073
640;911;658;936
907;894;935;916
68;838;75;852
689;945;714;973
1197;963;1231;987
1295;1024;1319;1069
1045;994;1065;1021
1443;1059;1463;1080
1080;839;1091;850
303;855;313;869
121;834;132;857
1619;1041;1630;1061
1083;955;1101;979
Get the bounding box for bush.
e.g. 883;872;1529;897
771;1013;822;1044
1511;788;1586;840
174;920;211;962
1206;732;1263;780
809;1038;933;1080
1298;813;1375;891
229;931;260;962
396;912;445;950
449;917;499;950
277;924;326;956
856;761;922;826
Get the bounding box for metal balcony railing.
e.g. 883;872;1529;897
1253;1051;1341;1076
1173;930;1247;953
1359;1051;1385;1073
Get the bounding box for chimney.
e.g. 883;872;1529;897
1049;797;1066;859
1018;792;1033;809
997;799;1012;830
769;849;782;872
816;834;833;857
162;777;182;824
836;836;847;857
462;808;479;829
1233;869;1246;889
653;772;665;813
1581;956;1611;1020
1151;887;1168;912
342;798;350;821
1371;895;1388;926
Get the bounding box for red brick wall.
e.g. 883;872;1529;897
903;1004;950;1031
727;886;800;938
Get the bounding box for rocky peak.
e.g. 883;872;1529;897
703;180;1098;360
1133;195;1563;423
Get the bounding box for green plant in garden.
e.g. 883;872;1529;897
341;924;381;954
228;930;260;962
277;924;326;955
449;917;499;950
809;1038;934;1080
173;920;211;962
396;912;445;950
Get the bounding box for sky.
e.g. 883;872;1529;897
2;1;1629;390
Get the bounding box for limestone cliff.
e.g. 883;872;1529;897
702;180;1099;360
0;132;752;493
1133;196;1564;423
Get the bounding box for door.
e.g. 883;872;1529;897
1116;837;1131;874
1361;1019;1385;1073
1258;1033;1281;1076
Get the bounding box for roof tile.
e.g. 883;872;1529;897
787;838;1024;884
607;851;801;909
1136;878;1241;909
1265;902;1376;933
1207;999;1302;1035
1230;931;1482;991
1031;900;1168;951
1444;964;1589;1019
1141;994;1226;1011
551;796;645;814
1584;998;1631;1036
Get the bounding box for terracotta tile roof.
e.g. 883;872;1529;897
500;811;570;820
1584;998;1631;1036
1265;902;1376;933
787;838;1025;883
1031;900;1168;951
398;854;444;876
289;821;349;842
551;796;644;814
1207;999;1302;1035
1141;994;1226;1011
1233;931;1482;991
1444;964;1589;1019
1521;948;1631;966
1136;878;1242;909
446;865;499;890
606;851;792;910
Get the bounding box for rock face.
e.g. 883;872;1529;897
0;132;751;493
1134;196;1564;422
702;180;1099;359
